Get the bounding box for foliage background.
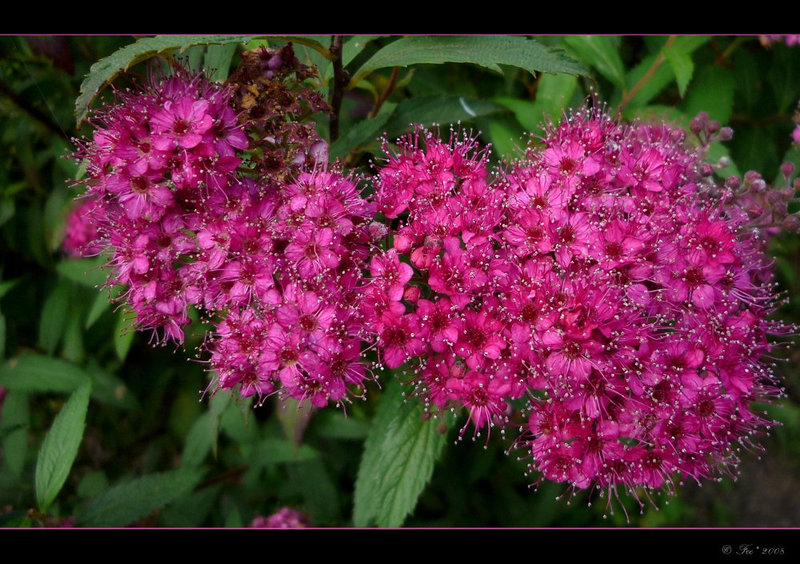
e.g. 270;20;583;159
1;35;799;528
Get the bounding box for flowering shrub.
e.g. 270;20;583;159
2;35;800;529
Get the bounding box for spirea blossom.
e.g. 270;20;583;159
70;56;378;408
367;109;794;505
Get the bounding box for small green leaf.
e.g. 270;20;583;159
114;308;136;361
478;114;525;157
76;467;205;526
496;73;579;134
350;36;587;88
563;36;626;89
0;390;29;480
85;291;110;329
75;35;253;125
35;381;91;511
353;379;452;527
0;354;91;393
181;411;214;468
39;279;71;355
664;48;694;97
56;257;107;288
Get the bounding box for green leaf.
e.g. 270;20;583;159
664;48;694;97
496;73;579;133
383;95;506;140
85;291;110;329
342;35;382;67
35;381;91;511
563;36;626;89
353;379;452;527
329;111;392;160
204;43;239;82
75;35;253;125
181;412;214;468
39;279;71;355
77;467;205;526
0;354;91;393
350;36;587;88
682;65;736;125
0;390;29;480
478;114;525;157
114;307;136;361
621;36;709;113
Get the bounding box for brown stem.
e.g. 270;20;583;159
616;36;677;119
328;35;348;143
369;66;400;119
715;36;752;66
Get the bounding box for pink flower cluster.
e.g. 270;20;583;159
71;67;377;408
365;110;792;501
67;61;793;499
249;506;308;528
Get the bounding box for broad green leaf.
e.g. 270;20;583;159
77;467;205;526
664;48;694;97
563;36;626;89
682;65;736;125
0;390;29;480
353;379;452;527
35;381;91;511
204;43;239;82
75;35;253;125
0;354;91;393
768;45;800;114
39;279;71;355
383;95;506;140
350;36;587;88
329;111;392;160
